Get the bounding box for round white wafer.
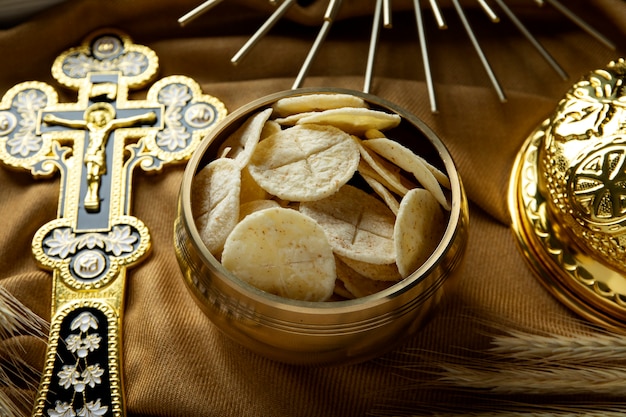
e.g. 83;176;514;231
335;256;395;298
360;172;400;215
364;138;450;189
193;158;241;257
247;124;359;201
364;129;386;139
395;188;446;278
300;184;396;265
337;254;401;282
260;119;282;139
217;108;272;168
238;199;280;221
296;107;401;135
355;139;410;196
333;277;355;300
363;138;450;209
221;207;336;302
240;166;267;204
274;111;318;126
272;93;367;117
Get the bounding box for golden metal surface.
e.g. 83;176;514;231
0;29;227;417
509;59;626;332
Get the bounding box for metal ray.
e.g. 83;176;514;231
231;0;298;65
414;0;438;112
451;0;507;102
178;0;225;27
364;0;383;94
292;0;344;89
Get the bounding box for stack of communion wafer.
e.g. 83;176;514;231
191;93;450;302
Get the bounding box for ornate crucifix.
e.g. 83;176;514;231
0;29;227;417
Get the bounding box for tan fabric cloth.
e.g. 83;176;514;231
1;0;626;415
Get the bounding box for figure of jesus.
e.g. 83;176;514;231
44;102;157;212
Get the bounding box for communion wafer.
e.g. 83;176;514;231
356;158;417;198
274;111;319;126
260;120;282;138
360;172;400;215
333;278;355;300
363;138;450;209
355;139;410;196
364;129;386;139
240;166;267;204
335;256;395;298
299;184;396;265
395;188;446;278
193;158;241;257
217;108;272;168
337;254;401;282
221;207;336;302
247;124;360;201
238;199;280;220
272;92;367;117
364;131;450;189
296;107;401;135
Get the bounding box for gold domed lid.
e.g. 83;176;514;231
510;59;626;332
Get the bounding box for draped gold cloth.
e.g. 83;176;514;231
2;0;626;415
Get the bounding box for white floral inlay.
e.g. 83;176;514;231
62;51;148;79
44;225;138;259
156;83;192;151
47;312;108;417
5;89;48;157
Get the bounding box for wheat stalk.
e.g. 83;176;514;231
0;286;46;338
426;408;626;417
434;319;626;395
372;313;626;416
427;412;626;417
0;390;30;417
0;285;48;417
439;362;626;395
368;397;626;417
490;329;626;363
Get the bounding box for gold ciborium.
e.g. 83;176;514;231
510;59;626;331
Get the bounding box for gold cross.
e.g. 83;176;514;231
0;29;227;417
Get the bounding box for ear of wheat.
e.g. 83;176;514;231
491;329;626;364
371;313;626;416
0;285;48;417
370;409;626;417
439;362;626;395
